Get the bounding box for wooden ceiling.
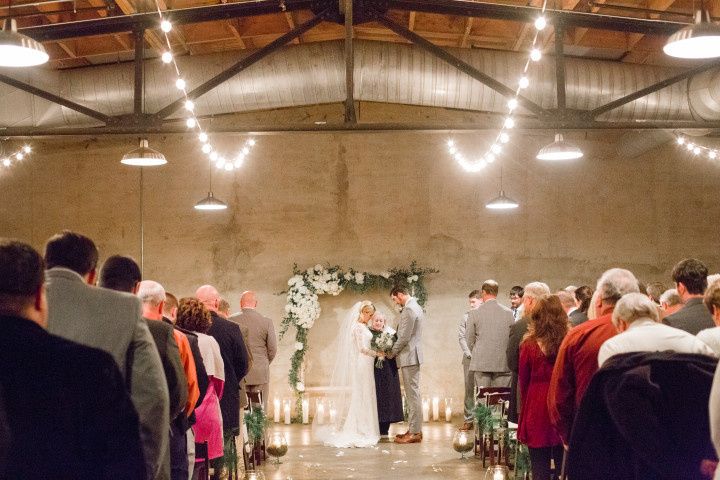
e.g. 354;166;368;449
4;0;719;70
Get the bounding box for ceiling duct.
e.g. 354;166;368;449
0;40;716;129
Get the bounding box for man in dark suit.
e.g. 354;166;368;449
664;258;714;335
0;240;145;479
506;281;550;423
44;231;169;480
196;284;251;475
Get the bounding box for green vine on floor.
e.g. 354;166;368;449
279;261;437;421
244;409;269;442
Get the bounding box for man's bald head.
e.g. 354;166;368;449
240;291;257;309
196;284;220;312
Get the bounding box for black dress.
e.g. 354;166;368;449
371;329;404;429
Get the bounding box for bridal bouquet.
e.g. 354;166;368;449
371;331;396;369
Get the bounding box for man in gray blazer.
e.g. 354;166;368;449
44;231;170;480
229;291;277;411
664;258;714;335
389;286;424;444
467;280;514;388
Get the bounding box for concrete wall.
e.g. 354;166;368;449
2;128;719;415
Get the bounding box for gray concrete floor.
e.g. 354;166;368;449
251;422;492;480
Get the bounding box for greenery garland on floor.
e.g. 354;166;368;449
279;261;437;421
244;409;269;442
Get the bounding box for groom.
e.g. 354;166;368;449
388;286;424;444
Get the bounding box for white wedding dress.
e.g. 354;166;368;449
312;303;380;448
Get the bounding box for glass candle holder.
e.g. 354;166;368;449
483;465;510;480
266;432;288;465
452;429;474;459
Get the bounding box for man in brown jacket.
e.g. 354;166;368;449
229;291;277;410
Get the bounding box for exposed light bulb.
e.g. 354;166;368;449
224;162;234;171
491;144;501;154
161;51;173;63
677;137;685;145
248;138;256;146
186;118;196;128
710;151;718;159
175;78;186;90
499;133;510;144
184;100;195;111
478;160;487;169
530;48;542;61
216;158;226;169
449;146;457;155
504;118;515;129
687;143;695;151
534;16;547;31
2;158;10;167
209;151;218;161
22;146;31;154
160;20;172;32
199;132;208;143
242;147;250;155
234;158;243;168
519;76;530;89
486;154;495;163
507;98;518;111
201;144;212;154
15;153;24;160
693;147;701;154
454;153;463;161
447;139;455;148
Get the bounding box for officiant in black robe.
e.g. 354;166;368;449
370;315;404;437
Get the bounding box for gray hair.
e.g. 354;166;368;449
596;268;639;305
708;274;720;288
137;280;166;307
612;292;659;328
659;288;682;307
523;282;551;299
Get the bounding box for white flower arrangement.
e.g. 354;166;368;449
294;342;304;351
296;382;305;392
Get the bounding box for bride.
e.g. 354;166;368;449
312;301;382;448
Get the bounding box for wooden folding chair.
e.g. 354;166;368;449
242;390;267;471
474;387;511;467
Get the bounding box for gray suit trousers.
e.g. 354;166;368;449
473;371;511;389
462;358;475;421
400;365;422;434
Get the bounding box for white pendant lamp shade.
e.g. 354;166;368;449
194;191;228;210
0;19;49;67
664;9;720;59
485;190;519;210
536;133;584;161
121;139;167;166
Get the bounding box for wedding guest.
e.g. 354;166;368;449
44;231;169;480
709;274;720;288
369;313;404;440
177;298;225;479
646;281;666;305
139;280;201;480
548;268;639;445
218;298;231;319
229;291;277;411
598;293;714;366
0;240;145;479
556;290;576;315
509;285;524;321
164;292;180;322
569;285;593;326
664;258;714;335
467;280;514;388
507;282;550;423
389;286;424;444
699;283;720;356
660;288;683;319
518;295;569;480
196;285;250;471
459;289;482;431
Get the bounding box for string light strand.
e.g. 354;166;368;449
152;4;256;171
448;0;549;172
1;144;33;169
676;135;719;160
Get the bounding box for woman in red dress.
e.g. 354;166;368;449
518;295;570;480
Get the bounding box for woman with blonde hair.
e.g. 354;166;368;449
518;295;570;480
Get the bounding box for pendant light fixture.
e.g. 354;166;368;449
664;5;720;59
536;133;584;161
0;19;49;67
121;139;167;166
194;165;227;211
485;168;519;210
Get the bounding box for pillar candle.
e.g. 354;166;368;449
316;400;325;425
445;406;452;422
302;399;309;424
422;398;430;422
284;401;291;425
432;396;440;421
329;408;337;424
273;397;281;423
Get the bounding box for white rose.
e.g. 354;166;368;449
314;264;323;272
380;271;391;279
407;276;414;283
294;342;304;351
355;272;365;284
296;382;305;392
344;272;352;281
412;275;419;282
306;267;314;275
284;304;292;313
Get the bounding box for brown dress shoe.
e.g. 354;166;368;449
395;432;422;444
394;431;410;439
459;422;474;431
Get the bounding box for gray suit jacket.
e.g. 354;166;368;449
229;308;277;386
46;268;170;480
466;299;513;372
391;297;424;368
664;297;714;335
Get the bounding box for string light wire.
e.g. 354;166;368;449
675;135;719;159
152;3;256;171
1;144;32;169
448;0;549;172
